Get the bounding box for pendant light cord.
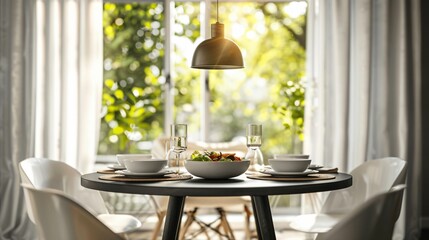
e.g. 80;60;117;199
216;0;219;22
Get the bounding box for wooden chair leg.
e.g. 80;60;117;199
151;210;166;240
244;204;256;240
217;208;235;240
179;208;198;240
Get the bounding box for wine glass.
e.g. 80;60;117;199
166;124;187;174
245;124;264;172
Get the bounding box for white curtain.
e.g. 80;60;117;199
0;0;103;238
304;0;421;239
32;0;103;173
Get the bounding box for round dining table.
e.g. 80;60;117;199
81;172;352;240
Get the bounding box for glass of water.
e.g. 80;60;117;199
166;124;187;174
245;124;264;172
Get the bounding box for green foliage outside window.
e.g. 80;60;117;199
100;3;165;154
99;2;307;156
207;2;306;155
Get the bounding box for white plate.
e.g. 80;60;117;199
261;169;318;177
107;164;126;170
115;169;173;178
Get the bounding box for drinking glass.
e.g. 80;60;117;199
245;124;264;172
166;124;187;173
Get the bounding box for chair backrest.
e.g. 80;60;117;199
19;158;108;221
21;184;123;240
321;157;406;214
316;184;406;240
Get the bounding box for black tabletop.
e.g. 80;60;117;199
81;173;352;197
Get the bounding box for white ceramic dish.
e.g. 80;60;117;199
273;154;310;159
308;164;324;170
268;158;311;172
184;160;250;179
115;169;172;178
116;154;152;167
262;169;318;177
107;164;126;170
123;159;167;173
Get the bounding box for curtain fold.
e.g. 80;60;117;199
33;0;103;173
1;0;103;238
1;1;37;239
304;0;421;239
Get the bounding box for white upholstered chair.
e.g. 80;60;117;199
21;184;124;240
316;184;406;240
19;158;141;234
290;157;407;233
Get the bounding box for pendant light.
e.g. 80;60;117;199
191;0;244;69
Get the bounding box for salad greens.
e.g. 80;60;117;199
190;151;242;162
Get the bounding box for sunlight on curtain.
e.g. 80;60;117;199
304;0;421;239
33;0;103;173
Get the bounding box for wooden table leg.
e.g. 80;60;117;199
162;196;186;240
251;195;276;240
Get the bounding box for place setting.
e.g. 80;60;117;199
247;154;337;181
98;154;193;182
97;154;152;174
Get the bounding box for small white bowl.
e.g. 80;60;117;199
123;158;167;173
184;160;250;179
268;158;311;172
117;154;152;167
273;154;310;159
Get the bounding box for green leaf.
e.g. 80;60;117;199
105;113;114;122
105;79;115;89
112;126;124;135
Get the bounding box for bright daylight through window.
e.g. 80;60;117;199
100;0;307;209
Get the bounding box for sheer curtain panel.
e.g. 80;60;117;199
304;0;421;239
0;0;103;239
32;0;103;173
1;0;37;239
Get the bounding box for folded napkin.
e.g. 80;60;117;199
317;167;338;174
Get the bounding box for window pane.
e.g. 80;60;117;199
99;3;165;154
173;2;202;139
208;1;307;209
208;2;307;158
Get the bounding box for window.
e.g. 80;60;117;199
100;0;307;209
100;2;165;154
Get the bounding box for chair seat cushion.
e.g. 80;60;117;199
289;213;343;233
97;214;141;233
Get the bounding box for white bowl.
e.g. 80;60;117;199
268;159;311;172
117;154;152;167
123;159;167;173
184;160;250;179
273;154;310;159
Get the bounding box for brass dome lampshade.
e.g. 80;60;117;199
191;0;244;69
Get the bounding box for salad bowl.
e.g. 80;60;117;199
185;160;250;179
184;151;249;179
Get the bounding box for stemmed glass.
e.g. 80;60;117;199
166;124;187;174
245;124;264;172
